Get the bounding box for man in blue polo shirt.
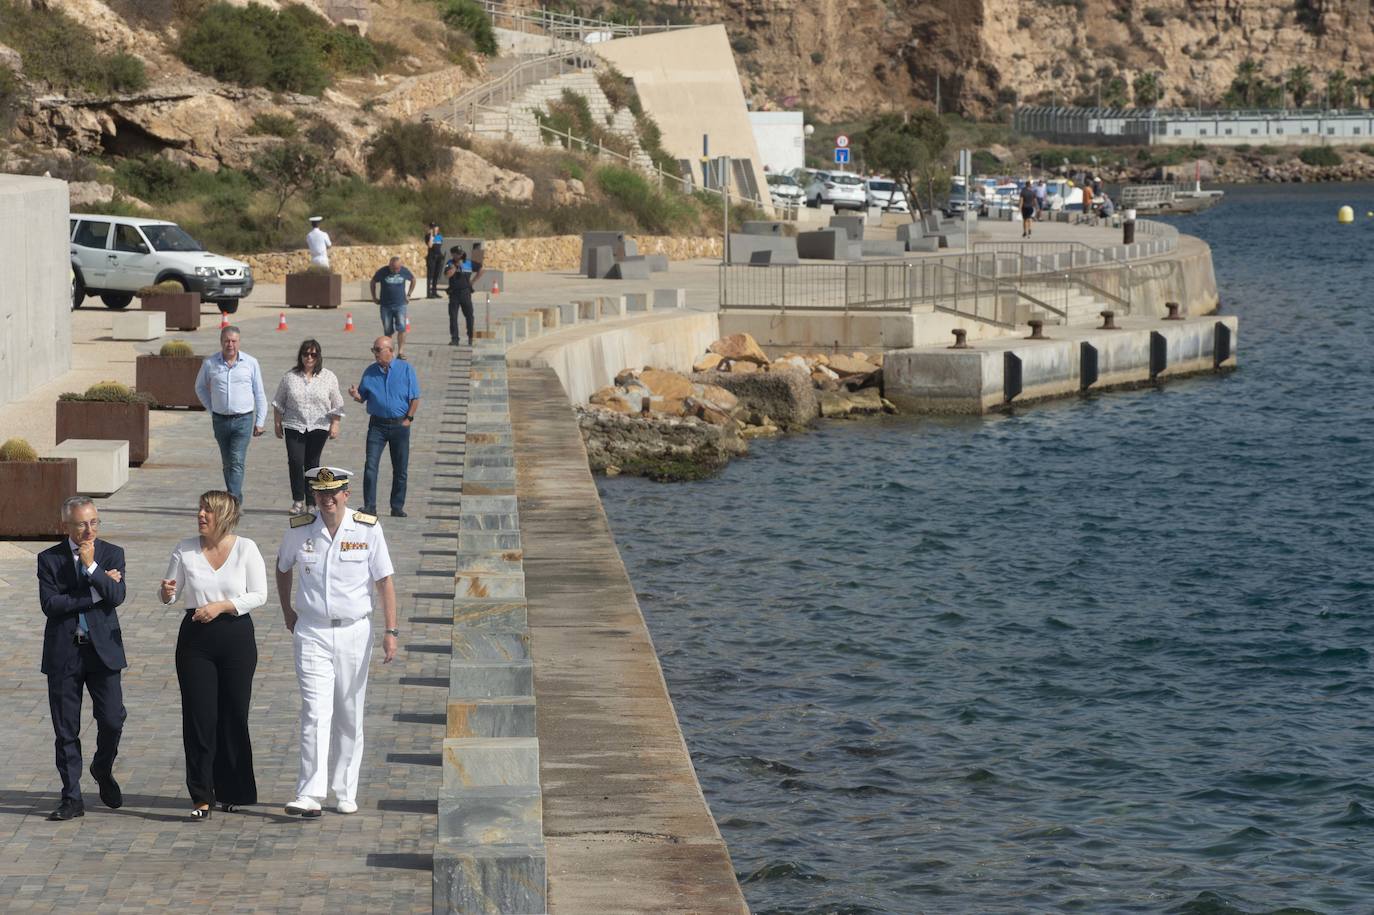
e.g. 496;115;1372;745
369;256;415;360
347;336;421;518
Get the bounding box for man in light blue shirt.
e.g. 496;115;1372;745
348;336;421;517
194;325;267;503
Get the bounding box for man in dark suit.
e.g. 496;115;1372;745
37;497;128;821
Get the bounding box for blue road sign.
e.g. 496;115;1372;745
834;147;850;164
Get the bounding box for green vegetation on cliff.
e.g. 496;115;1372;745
0;0;147;95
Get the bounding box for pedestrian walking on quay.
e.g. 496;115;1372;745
1020;180;1037;238
276;467;400;818
348;336;421;518
37;497;128;822
159;491;267;820
369;256;415;360
444;244;479;346
195;325;267;504
424;222;445;299
272;338;345;516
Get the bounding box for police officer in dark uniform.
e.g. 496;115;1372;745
444;245;475;347
424;223;444;299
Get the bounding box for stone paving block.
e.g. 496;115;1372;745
575;298;599;322
463;466;517;481
535;306;560;331
438;786;542;846
455;550;524;574
442;738;540;790
456;568;525;598
461;481;516;496
559;301;579;326
449;659;534;698
452;599;528;629
624;292;649;312
46;438;129;496
433;841;546;915
459;495;519;512
458;513;521;533
597;295;627;319
464;432;513;446
453;629;531;662
653;287;687;309
447;696;538;738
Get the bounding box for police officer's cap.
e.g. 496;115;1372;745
309;215;323;223
306;466;351;491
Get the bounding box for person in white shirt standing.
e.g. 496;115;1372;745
194;325;267;504
159;490;267;820
306;216;332;268
276;467;399;817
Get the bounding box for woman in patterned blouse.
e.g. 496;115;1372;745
271;339;345;515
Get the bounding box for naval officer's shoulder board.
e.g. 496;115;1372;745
353;511;378;525
290;513;316;528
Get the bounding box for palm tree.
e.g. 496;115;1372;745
1286;65;1312;108
1327;69;1349;109
1133;71;1162;107
1356;72;1374;108
1236;58;1262;107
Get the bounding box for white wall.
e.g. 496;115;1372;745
748;111;805;175
0;175;70;409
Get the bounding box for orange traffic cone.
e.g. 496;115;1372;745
343;312;355;332
405;315;411;333
219;311;229;329
491;281;500;295
276;312;288;331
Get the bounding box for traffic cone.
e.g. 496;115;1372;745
343;312;355;332
219;311;229;329
276;312;288;331
491;281;500;295
405;315;411;333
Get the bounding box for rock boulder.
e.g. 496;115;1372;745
691;370;818;431
577;408;747;481
709;332;769;365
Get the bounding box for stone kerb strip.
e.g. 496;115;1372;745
434;348;547;915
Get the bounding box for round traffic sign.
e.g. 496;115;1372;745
835;134;850;149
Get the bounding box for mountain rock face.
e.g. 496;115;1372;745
652;0;1374;119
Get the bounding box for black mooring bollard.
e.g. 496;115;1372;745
1099;310;1118;330
1163;301;1183;320
949;328;970;349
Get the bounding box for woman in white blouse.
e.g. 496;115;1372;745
272;338;344;515
159;491;266;820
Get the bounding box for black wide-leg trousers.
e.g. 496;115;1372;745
175;612;258;806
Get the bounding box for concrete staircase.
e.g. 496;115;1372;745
1015;281;1118;326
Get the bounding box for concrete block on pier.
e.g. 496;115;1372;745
448;659;534;699
828;214;865;240
727;233;799;265
741;220;783;236
559;302;579;326
453;599;528;630
46;439;129;496
534;306;559;331
433;841;546;915
111;311;164;341
796;228;848;260
575;298;599;322
598;295;627;319
447;696;537;738
442;737;540;790
585;245;616;279
624;292;650;312
653;287;687;309
610;256;651;280
579;231;628;274
438;786;543;846
861;239;906;258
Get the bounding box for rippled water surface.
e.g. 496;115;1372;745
597;184;1374;914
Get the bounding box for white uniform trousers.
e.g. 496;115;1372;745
293;616;372;803
309;254;330;268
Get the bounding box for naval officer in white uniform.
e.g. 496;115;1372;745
276;467;399;816
306;216;332;268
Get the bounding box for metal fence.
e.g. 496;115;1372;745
438;51;596;133
478;0;698;41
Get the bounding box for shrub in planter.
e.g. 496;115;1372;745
136;340;205;410
285;263;342;309
56;381;154;465
0;437;77;539
139;280;202;331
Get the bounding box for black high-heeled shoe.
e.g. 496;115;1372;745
220;802;240;813
189;806;212;820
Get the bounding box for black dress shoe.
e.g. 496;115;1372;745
46;798;85;821
390;509;407;518
90;767;122;809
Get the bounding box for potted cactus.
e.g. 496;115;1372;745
0;438;77;539
56;381;154;466
136;339;205;410
285;263;342;309
139;280;202;331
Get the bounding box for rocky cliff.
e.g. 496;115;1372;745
637;0;1374;120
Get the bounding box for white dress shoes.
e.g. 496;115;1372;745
336;799;358;814
285;795;322;817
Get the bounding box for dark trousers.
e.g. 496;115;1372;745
426;252;444;297
447;289;474;343
47;642;125;802
175;612;258;806
364;418;410;513
284;428;330;502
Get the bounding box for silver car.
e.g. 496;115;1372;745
805;171;867;210
865;178;909;213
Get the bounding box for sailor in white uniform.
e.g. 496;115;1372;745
306;216;332;268
275;467;399;816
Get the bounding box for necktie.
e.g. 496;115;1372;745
75;554;90;635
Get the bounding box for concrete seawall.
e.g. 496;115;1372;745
510;365;749;912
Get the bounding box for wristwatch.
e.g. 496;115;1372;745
384;628;400;637
404;414;415;422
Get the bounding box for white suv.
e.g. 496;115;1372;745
70;215;255;313
804;171;867;210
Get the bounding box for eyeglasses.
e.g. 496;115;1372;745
371;347;390;354
315;491;344;502
303;352;320;358
69;520;100;529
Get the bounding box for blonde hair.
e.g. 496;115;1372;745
199;490;241;542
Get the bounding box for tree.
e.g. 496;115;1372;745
1133;72;1162;107
1357;72;1374;108
254;141;329;226
1327;69;1350;109
1286;65;1312;108
1226;57;1263;108
859;109;949;219
1102;76;1128;108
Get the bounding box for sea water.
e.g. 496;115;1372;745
597;183;1374;914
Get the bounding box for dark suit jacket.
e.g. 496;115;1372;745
38;539;128;675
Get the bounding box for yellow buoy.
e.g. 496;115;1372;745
1338;205;1354;223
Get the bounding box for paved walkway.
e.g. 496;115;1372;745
0;295;471;911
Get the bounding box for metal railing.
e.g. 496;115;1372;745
436;50;596;133
922;264;1061;328
479;0;699;41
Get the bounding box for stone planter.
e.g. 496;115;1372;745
0;458;77;539
286;272;342;309
55;399;150;465
137;354;205;410
141;292;202;331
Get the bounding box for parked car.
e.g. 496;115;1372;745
767;173;806;208
804;170;867;210
70;215;254;313
865;178;909;213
